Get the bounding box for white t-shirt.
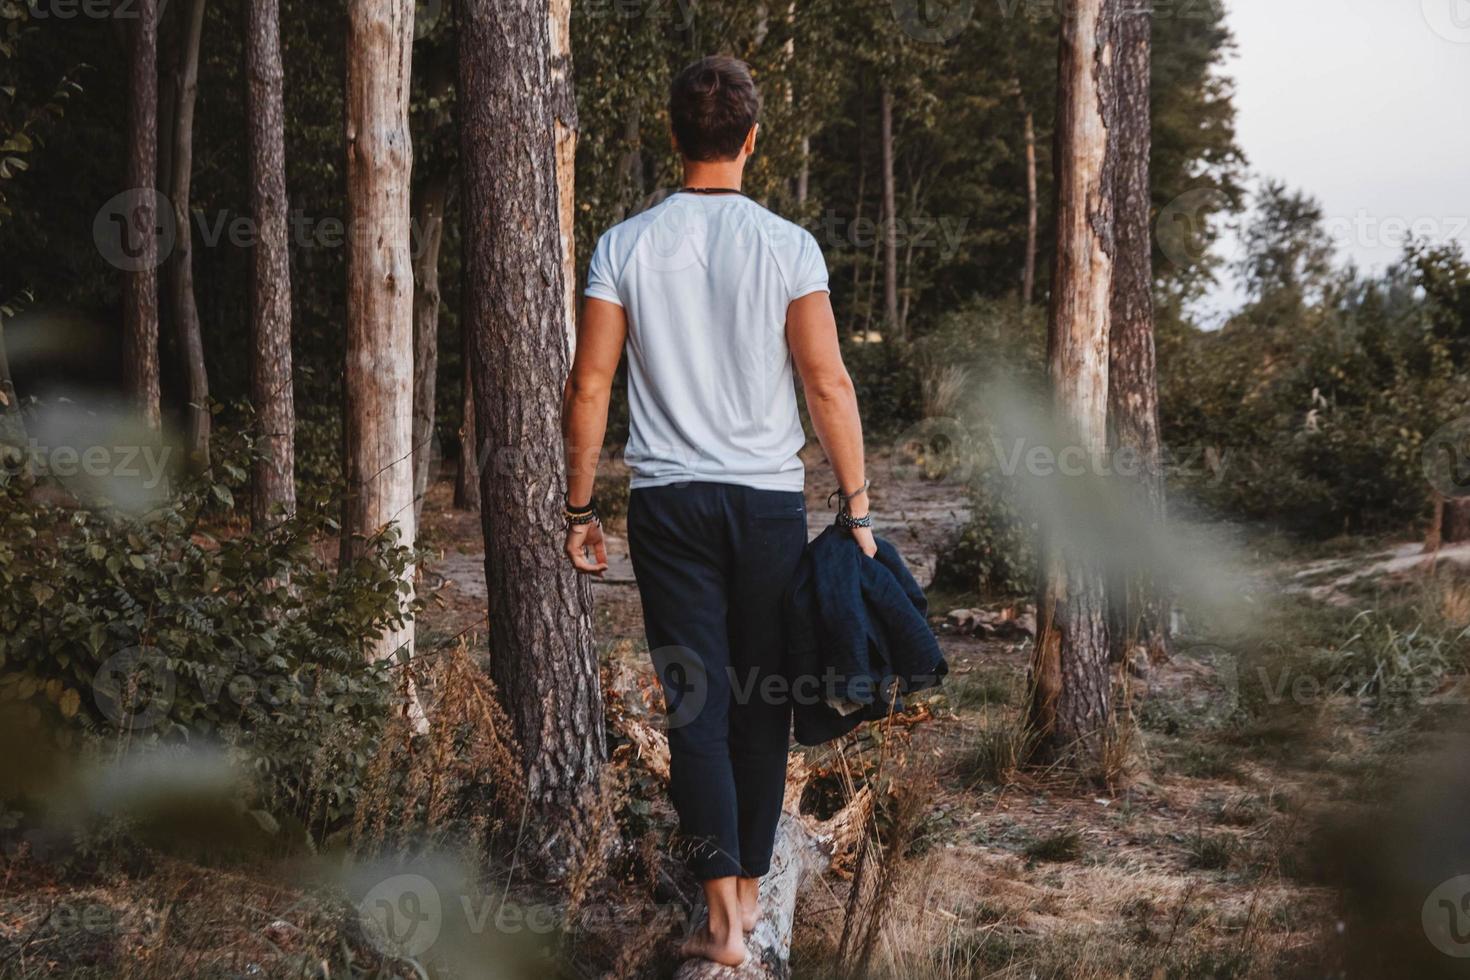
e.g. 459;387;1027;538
585;192;829;492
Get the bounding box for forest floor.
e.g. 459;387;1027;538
416;448;1469;978
4;451;1467;978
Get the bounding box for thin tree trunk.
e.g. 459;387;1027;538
453;294;480;511
411;171;448;524
1023;108;1039;306
164;0;209;469
0;318;20;446
457;0;605;820
879;81;900;340
849;79;867;337
1426;493;1470;551
1107;2;1168;665
549;0;578;354
123;0;161;428
246;0;296;528
797;135;810;206
1028;0;1118;760
343;0;416;669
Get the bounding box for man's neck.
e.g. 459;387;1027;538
681;158;745;192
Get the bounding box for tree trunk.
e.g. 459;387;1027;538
549;0;578;355
411;171;448;525
343;0;416;668
1028;0;1118;760
0;319;20;446
123;0;161;429
162;0;209;468
1022;108;1039;306
1106;2;1168;666
879;81;900;340
246;0;297;529
453;297;480;511
847;79;867;337
457;0;605;819
1426;493;1470;551
796;135;810;206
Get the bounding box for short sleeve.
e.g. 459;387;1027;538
584;232;623;306
790;230;829;303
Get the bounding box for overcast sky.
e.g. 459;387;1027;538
1206;0;1470;319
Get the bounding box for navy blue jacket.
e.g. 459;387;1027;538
783;523;948;746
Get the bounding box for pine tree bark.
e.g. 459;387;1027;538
1107;2;1168;665
246;0;297;529
160;0;209;468
457;0;605;817
411;170;448;524
1022;108;1039;306
123;0;161;428
1028;0;1118;759
343;0;416;666
879;81;901;340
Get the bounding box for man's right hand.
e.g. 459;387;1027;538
565;521;609;575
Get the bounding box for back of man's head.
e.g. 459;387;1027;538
669;56;762;162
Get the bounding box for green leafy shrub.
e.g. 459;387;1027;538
933;464;1038;599
0;425;419;830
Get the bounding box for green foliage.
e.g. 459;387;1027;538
1164;232;1470;538
934;464;1038;600
0;427;418;829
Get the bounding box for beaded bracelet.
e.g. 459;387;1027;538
564;493;598;526
836;510;873;530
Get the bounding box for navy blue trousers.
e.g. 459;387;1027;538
627;482;807;880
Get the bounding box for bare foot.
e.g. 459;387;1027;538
679;923;748;968
737;878;761;932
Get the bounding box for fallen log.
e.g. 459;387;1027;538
609;715;868;979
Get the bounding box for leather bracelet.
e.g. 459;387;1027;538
827;479;871;512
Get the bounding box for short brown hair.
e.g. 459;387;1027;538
669;56;762;162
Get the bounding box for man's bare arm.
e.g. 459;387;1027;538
561;296;627;574
787;291;875;555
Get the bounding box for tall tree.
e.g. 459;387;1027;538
1022;106;1038;306
343;0;416;665
453;312;480;512
1028;0;1118;758
410;172;446;523
549;0;578;354
123;0;161;428
457;0;605;815
878;80;899;339
410;54;455;525
158;0;209;466
1107;2;1168;664
246;0;296;528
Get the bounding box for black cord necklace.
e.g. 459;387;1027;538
677;186;745;196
